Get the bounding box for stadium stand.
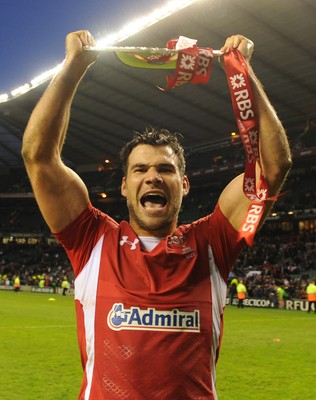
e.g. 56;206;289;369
1;134;315;301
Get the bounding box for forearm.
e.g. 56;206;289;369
249;67;292;195
22;30;97;165
22;60;84;164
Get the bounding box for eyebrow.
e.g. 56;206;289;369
130;162;176;170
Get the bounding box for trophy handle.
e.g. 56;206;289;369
83;46;223;69
83;45;223;56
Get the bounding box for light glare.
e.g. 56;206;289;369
97;0;198;47
2;0;199;102
11;84;30;97
31;63;63;88
0;93;9;103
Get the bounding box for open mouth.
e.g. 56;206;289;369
140;193;167;209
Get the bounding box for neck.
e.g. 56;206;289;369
129;220;177;238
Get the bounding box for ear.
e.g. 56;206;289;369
182;175;190;197
121;177;127;197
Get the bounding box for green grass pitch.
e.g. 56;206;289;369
0;291;315;399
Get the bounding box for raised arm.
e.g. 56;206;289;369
218;35;292;232
22;30;98;233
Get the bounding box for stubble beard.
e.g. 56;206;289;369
126;200;181;235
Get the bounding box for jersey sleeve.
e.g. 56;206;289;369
202;204;245;282
196;204;245;282
53;203;118;277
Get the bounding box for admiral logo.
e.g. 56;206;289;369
107;303;200;333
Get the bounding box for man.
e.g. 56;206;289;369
61;276;70;296
13;274;20;292
236;279;247;308
22;30;291;399
228;275;238;305
276;284;286;309
306;279;316;313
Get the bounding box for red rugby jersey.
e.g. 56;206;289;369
54;203;244;400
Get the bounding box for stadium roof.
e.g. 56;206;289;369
0;0;315;172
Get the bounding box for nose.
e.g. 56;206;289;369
145;168;163;184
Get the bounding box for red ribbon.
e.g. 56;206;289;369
162;37;274;246
160;38;213;90
223;49;273;246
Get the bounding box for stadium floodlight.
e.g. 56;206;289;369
1;0;200;102
97;0;200;47
0;93;9;103
31;64;63;89
11;83;30;97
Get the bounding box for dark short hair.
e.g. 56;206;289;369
119;127;186;176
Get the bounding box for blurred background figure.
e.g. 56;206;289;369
237;279;247;308
61;277;70;296
306;279;316;313
13;274;20;292
276;285;286;309
229;275;238;305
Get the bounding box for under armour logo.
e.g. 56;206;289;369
119;236;139;250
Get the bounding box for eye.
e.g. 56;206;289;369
158;166;174;173
134;167;147;173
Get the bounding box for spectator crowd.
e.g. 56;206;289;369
1;131;315;299
1;224;315;301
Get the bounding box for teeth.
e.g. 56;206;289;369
141;194;166;208
144;201;163;209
